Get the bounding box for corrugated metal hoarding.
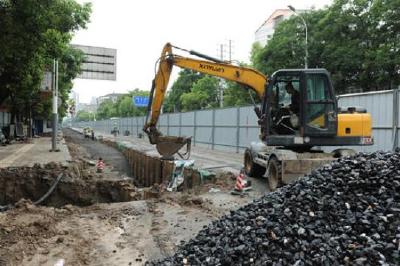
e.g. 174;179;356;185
72;89;400;153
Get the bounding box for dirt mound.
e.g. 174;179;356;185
0;201;65;264
0;200;146;265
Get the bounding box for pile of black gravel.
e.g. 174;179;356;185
149;151;400;265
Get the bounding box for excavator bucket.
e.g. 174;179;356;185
155;135;191;160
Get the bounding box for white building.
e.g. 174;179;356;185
255;9;306;46
90;96;97;105
97;93;126;105
71;91;80;111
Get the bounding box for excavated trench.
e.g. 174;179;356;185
63;128;175;188
0;162;140;208
0;129;171;209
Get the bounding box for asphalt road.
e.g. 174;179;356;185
63;128;132;177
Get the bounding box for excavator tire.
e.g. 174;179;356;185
244;148;265;177
267;156;282;191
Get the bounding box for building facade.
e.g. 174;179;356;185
96;93;126;105
255;9;306;46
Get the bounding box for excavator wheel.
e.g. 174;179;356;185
267;157;282;191
244;148;265;177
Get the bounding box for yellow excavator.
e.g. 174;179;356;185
144;43;373;190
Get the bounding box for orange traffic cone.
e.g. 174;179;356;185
235;173;245;192
96;157;105;173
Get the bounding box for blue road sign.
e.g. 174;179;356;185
133;96;149;107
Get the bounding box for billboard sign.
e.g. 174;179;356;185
133;96;149;107
71;44;117;81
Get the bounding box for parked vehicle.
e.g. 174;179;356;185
83;127;92;138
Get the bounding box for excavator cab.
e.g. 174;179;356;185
261;69;338;148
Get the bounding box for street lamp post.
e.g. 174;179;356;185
288;5;308;69
51;59;59;152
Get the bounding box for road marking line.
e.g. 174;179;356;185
0;144;35;167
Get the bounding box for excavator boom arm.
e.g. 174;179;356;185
172;56;266;98
144;43;267;159
146;43;267;130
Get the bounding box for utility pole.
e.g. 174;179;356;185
216;40;234;108
51;59;59;152
288;5;308;69
228;40;232;62
219;44;224;108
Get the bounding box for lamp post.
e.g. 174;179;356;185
288;5;308;69
51;59;59;152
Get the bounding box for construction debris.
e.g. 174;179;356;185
167;160;195;191
149;151;400;265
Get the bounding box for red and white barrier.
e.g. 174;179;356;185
96;159;105;173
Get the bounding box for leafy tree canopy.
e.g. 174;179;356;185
0;0;91;122
180;75;220;111
75;110;94;122
95;89;149;120
164;69;204;113
251;0;400;93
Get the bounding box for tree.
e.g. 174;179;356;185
75;110;94;122
251;9;326;78
96;99;117;120
223;61;262;107
314;0;372;91
0;0;91;123
117;96;135;117
163;69;204;112
251;0;400;93
314;0;400;91
117;89;149;117
180;75;219;111
223;81;260;107
361;0;400;89
95;89;149;119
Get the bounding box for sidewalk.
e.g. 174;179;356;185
0;137;71;168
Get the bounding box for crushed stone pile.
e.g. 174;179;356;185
149;151;400;265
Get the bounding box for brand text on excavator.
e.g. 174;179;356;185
199;63;225;73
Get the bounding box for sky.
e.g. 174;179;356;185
72;0;332;103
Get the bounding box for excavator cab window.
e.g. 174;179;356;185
269;75;301;135
303;73;337;136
